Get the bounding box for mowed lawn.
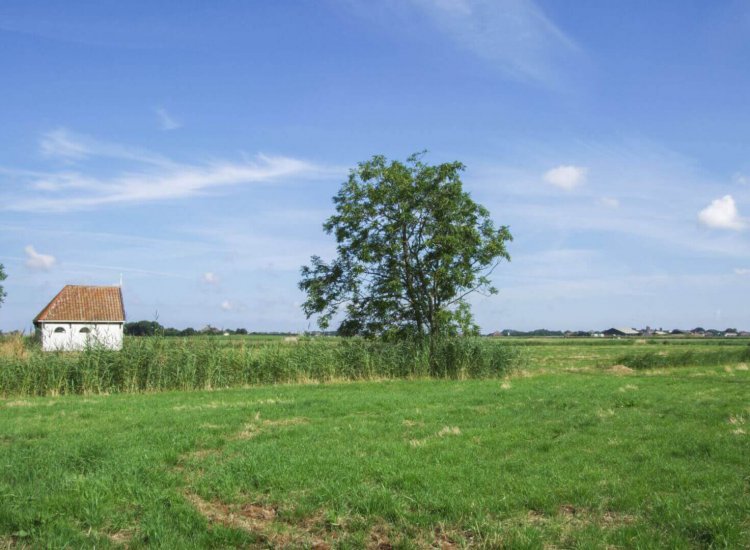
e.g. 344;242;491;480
1;365;749;548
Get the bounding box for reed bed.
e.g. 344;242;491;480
615;346;750;369
0;335;525;397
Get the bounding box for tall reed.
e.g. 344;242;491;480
0;335;525;397
614;346;750;370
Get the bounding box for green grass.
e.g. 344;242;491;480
1;358;748;548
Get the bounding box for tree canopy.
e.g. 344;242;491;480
0;264;6;308
299;153;512;338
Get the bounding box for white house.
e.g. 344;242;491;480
33;285;126;351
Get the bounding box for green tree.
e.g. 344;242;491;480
299;153;512;339
0;264;6;308
124;320;164;336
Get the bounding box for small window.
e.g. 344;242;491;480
80;327;91;334
54;327;66;333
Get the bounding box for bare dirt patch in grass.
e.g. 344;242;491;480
556;505;637;528
431;525;464;549
727;414;745;425
517;506;636;530
0;534;30;549
437;426;461;437
728;414;747;435
106;529;135;547
185;491;330;548
367;523;394;550
185;492;280;541
262;417;309;427
231;415;309;441
607;365;634;375
233;423;261;440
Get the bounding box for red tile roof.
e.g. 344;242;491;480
34;285;125;323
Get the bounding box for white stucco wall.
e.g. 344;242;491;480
39;322;123;351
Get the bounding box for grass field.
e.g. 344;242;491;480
1;338;749;548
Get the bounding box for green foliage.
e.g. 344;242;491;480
0;336;524;397
0;263;6;307
124;320;164;336
300;153;512;339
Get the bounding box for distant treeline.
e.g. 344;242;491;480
123;321;745;339
123;320;325;337
496;328;744;337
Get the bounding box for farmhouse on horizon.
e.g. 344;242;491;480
33;285;126;351
602;327;641;337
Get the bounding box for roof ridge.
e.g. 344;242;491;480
33;285;125;323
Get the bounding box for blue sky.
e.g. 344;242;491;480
1;0;749;332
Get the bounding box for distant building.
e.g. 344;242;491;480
33;285;125;351
603;327;641;337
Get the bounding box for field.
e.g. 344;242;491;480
1;337;749;548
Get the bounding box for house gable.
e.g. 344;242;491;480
34;286;125;351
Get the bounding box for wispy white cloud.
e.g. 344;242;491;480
543;165;587;190
40;129;90;160
40;128;175;167
598;197;619;208
202;272;219;285
734;268;750;275
3;129;341;212
24;245;56;271
405;0;580;86
220;299;247;313
734;173;748;185
155;107;182;131
698;195;745;231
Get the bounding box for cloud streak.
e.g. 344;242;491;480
155;107;182;130
40;128;175;167
3;130;341;212
407;0;580;86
